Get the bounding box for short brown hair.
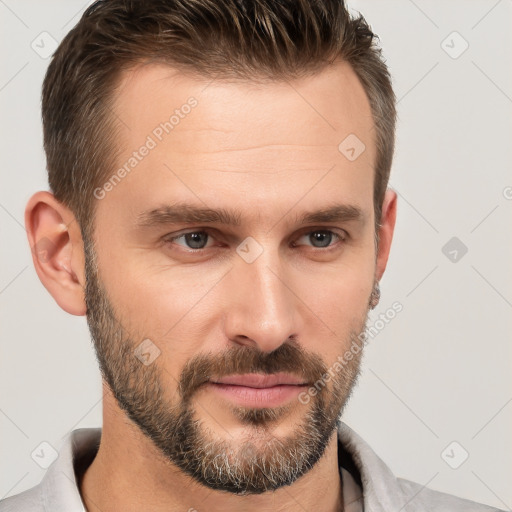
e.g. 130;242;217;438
42;0;396;240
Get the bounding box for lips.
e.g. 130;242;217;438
209;372;308;388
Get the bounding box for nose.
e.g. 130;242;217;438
222;252;299;353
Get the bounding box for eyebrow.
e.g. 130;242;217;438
135;202;365;229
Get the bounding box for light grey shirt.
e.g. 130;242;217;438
0;422;503;511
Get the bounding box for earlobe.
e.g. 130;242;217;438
375;188;397;282
25;191;87;316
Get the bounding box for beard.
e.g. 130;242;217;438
83;235;368;495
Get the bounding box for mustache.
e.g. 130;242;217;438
178;339;328;402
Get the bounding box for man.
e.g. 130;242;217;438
0;0;504;511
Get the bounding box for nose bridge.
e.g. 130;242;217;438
223;244;298;352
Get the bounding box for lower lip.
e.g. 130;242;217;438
207;382;307;408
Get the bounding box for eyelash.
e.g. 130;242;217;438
163;228;347;253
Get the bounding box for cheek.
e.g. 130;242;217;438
97;253;226;354
298;262;373;318
293;267;373;361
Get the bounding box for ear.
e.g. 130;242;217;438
375;188;397;282
25;191;87;316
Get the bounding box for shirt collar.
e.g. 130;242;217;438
40;427;100;511
338;421;412;511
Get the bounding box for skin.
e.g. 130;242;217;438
25;59;397;511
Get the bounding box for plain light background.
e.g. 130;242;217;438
1;0;511;509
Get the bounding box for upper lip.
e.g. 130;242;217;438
210;373;308;388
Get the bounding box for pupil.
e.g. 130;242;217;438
311;231;331;247
186;232;207;249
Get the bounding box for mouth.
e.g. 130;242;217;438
207;373;310;408
210;372;308;388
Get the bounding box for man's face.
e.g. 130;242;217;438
85;61;377;494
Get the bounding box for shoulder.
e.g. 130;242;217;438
0;485;44;512
397;477;504;512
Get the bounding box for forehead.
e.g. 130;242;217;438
99;61;376;229
113;60;374;150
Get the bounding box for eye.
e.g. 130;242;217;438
164;230;214;250
163;228;346;253
293;229;346;249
